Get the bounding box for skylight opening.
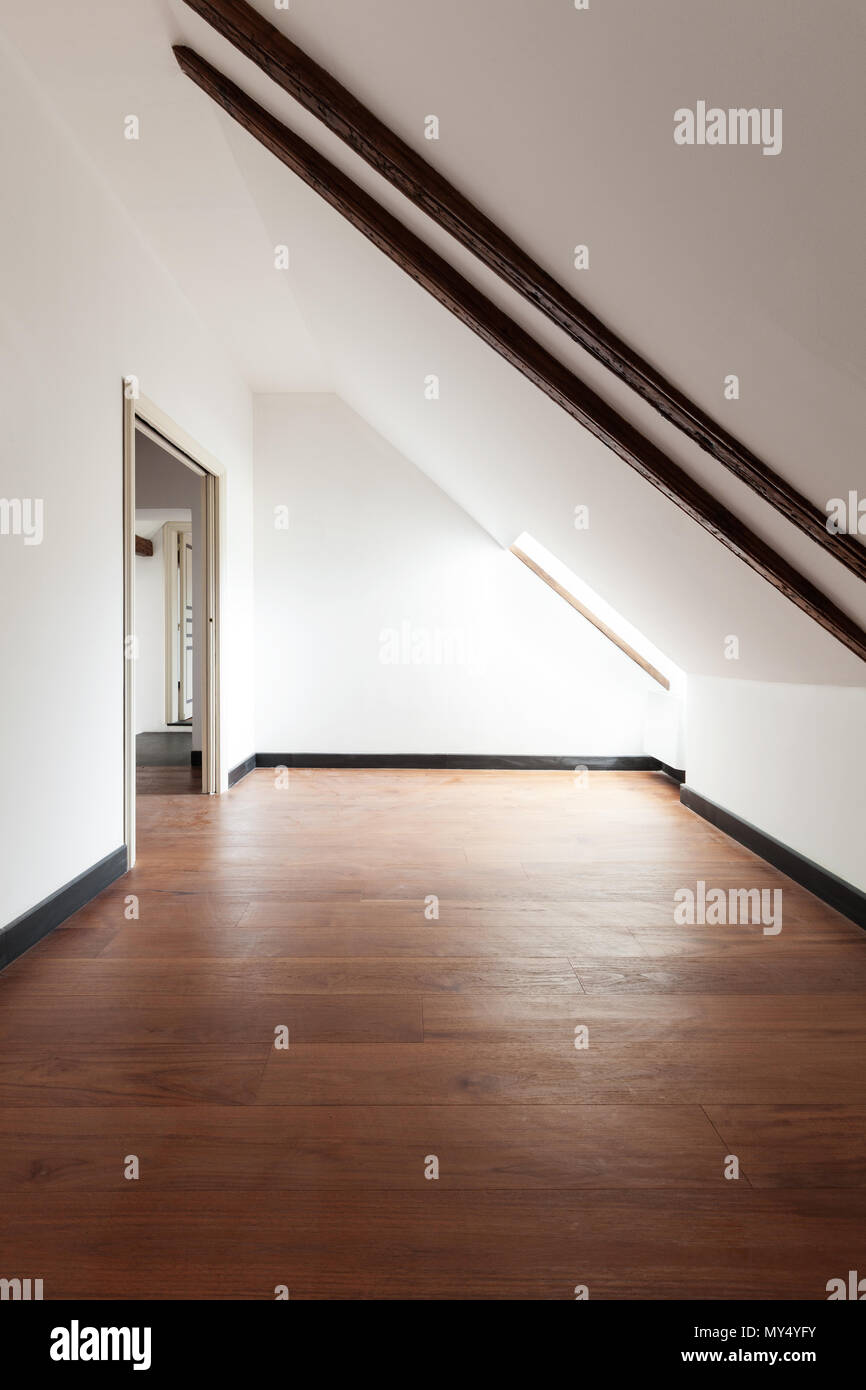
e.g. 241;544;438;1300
510;531;685;693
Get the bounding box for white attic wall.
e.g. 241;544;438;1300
0;0;331;394
2;0;864;685
254;394;665;757
228;122;866;685
194;0;866;658
0;33;254;930
2;0;864;906
510;531;687;770
685;678;866;894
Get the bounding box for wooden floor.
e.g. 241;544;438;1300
1;768;865;1300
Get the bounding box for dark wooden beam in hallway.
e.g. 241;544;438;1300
1;769;865;1298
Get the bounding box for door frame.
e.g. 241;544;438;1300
163;520;194;726
122;383;224;866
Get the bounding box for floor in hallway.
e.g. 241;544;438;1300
1;769;864;1299
136;730;200;796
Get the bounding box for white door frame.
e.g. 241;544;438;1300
163;521;193;726
123;384;224;866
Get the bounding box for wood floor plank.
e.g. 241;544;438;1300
97;924;635;959
0;1104;725;1191
626;925;865;957
256;1040;866;1106
13;925;122;958
1;767;863;1298
60;892;251;930
704;1105;866;1188
0;1054;263;1106
0;957;584;996
1;1189;863;1299
422;991;866;1042
0;995;422;1048
239;897;672;929
573;955;866;994
121;867;366;896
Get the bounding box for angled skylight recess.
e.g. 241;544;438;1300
510;532;684;693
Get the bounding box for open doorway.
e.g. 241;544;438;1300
163;519;195;728
122;390;222;866
134;432;200;796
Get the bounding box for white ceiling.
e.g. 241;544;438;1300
3;0;865;682
134;509;192;540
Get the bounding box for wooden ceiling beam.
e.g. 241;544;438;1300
179;0;866;588
173;45;866;664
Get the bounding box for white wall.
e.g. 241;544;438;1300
0;37;254;930
685;677;866;893
233;112;866;690
643;686;686;772
254;394;666;756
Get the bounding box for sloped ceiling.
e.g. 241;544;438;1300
3;0;865;682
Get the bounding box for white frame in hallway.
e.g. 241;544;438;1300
122;385;224;866
163;520;194;726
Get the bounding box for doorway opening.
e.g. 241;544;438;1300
166;521;195;728
122;389;222;866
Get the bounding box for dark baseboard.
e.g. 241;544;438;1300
681;785;866;930
228;754;256;788
0;845;128;972
656;760;686;785
254;753;678;772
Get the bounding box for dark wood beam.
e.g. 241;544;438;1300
173;45;866;664
135;535;154;557
178;0;866;588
